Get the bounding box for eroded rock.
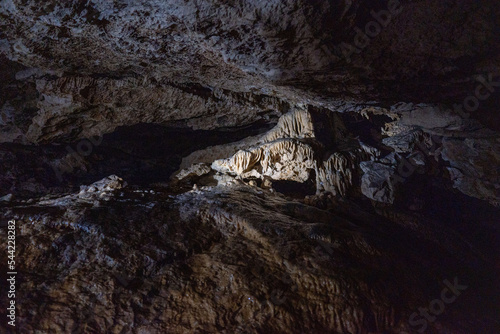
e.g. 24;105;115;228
1;184;497;333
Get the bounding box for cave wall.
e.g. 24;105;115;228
0;1;499;333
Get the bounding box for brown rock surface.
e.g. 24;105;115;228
1;182;498;333
1;1;499;333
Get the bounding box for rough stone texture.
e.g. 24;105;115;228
1;0;500;144
1;182;498;333
177;107;500;205
1;0;500;333
441;137;500;206
178;109;381;198
1;73;291;144
359;161;396;204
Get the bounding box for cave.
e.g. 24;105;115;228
0;1;499;333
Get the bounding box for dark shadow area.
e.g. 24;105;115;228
273;172;317;199
395;173;500;261
0;121;275;198
340;112;393;150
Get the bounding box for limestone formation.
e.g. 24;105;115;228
441;137;500;207
2;181;498;333
212;139;316;183
179;109;382;199
175;163;212;181
359;161;396;204
316;152;356;197
0;1;499;333
263;109;315;142
38;175;127;206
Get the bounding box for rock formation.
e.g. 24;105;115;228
0;0;499;333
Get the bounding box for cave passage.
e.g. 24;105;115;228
0;1;499;333
0;121;275;197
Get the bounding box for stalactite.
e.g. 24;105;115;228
264;109;315;142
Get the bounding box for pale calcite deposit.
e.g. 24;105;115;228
316;152;356;197
206;109;318;183
212;139;316;182
179;109;383;198
0;1;499;333
175;163;212;180
262;109;315;142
